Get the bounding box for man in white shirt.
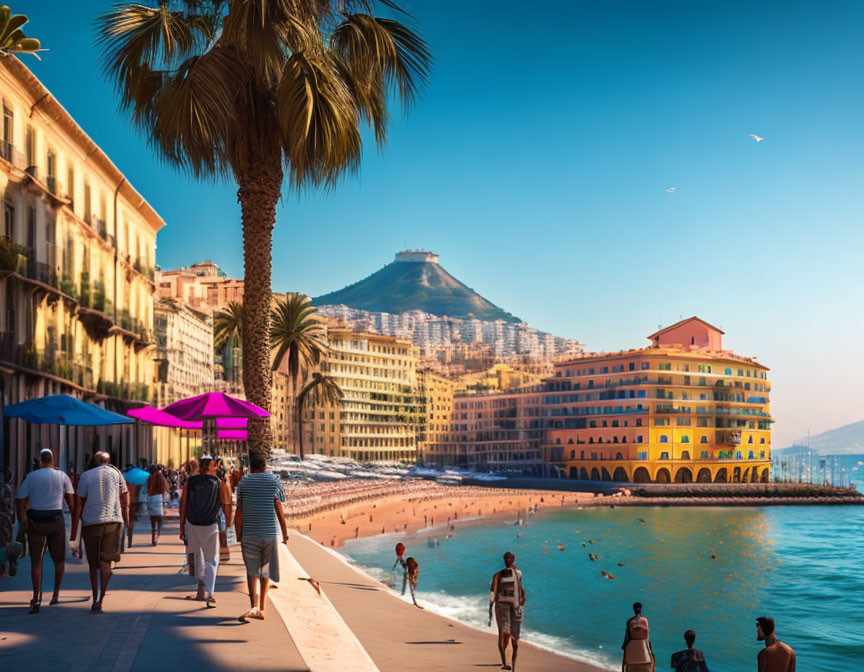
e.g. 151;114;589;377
70;452;129;613
15;449;75;614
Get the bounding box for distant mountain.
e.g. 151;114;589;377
777;419;864;455
313;251;520;323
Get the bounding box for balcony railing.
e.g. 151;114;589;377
97;380;150;402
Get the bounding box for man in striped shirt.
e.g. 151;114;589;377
234;454;288;622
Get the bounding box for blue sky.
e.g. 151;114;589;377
20;1;864;447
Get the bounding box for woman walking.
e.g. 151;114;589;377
145;466;168;546
622;602;655;672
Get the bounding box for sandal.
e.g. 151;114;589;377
49;597;59;606
205;596;216;608
28;599;40;614
238;608;258;622
90;601;103;614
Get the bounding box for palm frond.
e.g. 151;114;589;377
277;49;362;188
149;46;245;178
329;12;430;143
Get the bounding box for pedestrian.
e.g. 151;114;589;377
489;551;525;672
215;457;232;562
235;454;288;622
14;449;75;613
671;630;710;672
621;602;655;672
756;616;796;672
70;451;129;614
145;465;168;545
405;556;422;609
123;465;141;550
179;455;232;607
392;542;407;594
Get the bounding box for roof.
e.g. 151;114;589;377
552;344;769;371
3;57;165;234
647;316;724;341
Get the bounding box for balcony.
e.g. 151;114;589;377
46;176;63;197
0;341;94;390
97;380;150;403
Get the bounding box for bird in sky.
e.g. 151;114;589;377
665;187;676;193
748;134;764;142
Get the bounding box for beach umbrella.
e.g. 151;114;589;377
161;392;268;421
127;406;202;429
124;467;150;486
4;394;134;426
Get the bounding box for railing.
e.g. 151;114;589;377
97;380;150;402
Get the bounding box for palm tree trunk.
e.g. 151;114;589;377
237;150;283;460
295;403;305;460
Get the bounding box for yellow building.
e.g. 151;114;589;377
417;368;456;464
544;317;772;483
0;56;163;477
303;328;424;461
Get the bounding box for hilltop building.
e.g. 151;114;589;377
0;56;163;477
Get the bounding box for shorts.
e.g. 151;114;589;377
82;523;122;567
495;602;523;639
241;537;280;583
27;516;66;564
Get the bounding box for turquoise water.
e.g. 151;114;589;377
342;504;864;671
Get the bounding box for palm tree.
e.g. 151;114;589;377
295;371;343;459
97;1;430;459
213;301;244;350
271;292;326;379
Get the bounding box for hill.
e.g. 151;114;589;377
312;251;520;323
777;419;864;455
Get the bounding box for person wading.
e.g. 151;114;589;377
756;616;796;672
15;449;75;613
489;551;525;672
671;629;710;672
180;456;232;607
235;454;288;622
622;602;655;672
70;452;129;613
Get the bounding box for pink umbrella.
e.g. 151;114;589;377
128;406;203;429
161;392;269;421
216;429;248;441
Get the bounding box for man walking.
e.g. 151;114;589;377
70;452;129;613
234;454;287;622
180;456;232;607
15;449;75;613
756;616;796;672
488;551;525;672
671;630;710;672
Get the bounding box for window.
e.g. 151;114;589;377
570;450;575;459
638;451;648;460
2;104;12;152
3;203;13;240
25;125;35;168
681;435;690;443
700;436;708;443
636;436;643;444
660;451;670;459
659;435;669;443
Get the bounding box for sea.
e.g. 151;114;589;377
342;490;864;670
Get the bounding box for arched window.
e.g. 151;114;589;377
589;421;597;428
700;436;708;443
748;435;754;443
681;436;690;443
760;437;765;443
660;451;670;459
613;437;619;443
659;435;668;443
570;450;576;459
748;451;754;459
555;438;561;445
588;437;594;444
700;451;709;459
567;438;574;445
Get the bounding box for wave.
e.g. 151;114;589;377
343;555;617;671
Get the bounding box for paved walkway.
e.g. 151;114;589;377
0;514;308;672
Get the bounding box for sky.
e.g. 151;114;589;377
19;0;864;448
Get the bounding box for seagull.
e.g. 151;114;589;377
665;187;676;193
748;134;764;142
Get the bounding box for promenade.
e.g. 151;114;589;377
0;516;308;672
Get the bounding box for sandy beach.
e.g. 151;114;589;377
284;480;610;548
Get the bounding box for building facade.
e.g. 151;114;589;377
154;298;214;407
303;328;424;461
0;57;164;479
543;318;772;483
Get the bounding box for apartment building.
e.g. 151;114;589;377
153;298;214;407
0;56;163;477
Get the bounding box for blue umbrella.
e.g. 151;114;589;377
124;467;150;486
3;394;134;426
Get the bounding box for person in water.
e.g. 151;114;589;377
489;551;525;672
756;616;796;672
621;602;655;672
670;630;709;672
